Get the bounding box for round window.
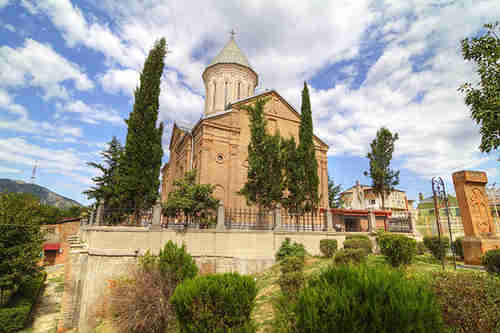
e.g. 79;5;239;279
216;153;224;163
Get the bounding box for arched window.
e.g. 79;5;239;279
238;82;241;99
213;82;217;109
248;86;251;96
224;81;228;108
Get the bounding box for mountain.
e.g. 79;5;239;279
0;178;82;209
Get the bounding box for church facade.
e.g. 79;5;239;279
161;36;330;209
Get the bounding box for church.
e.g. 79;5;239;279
161;35;330;209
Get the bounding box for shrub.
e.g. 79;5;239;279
345;234;370;241
416;241;427;255
278;256;305;297
275;238;307;261
430;270;500;332
110;242;197;333
378;234;417;267
171;273;257;333
451;237;464;259
343;238;372;254
292;265;443;332
0;272;46;333
334;248;368;265
423;236;449;261
482;249;500;276
319;239;338;258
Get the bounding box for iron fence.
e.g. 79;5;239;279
162;210;217;230
280;209;324;231
99;207;153;226
225;208;276;230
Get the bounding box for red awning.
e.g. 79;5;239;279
44;243;61;251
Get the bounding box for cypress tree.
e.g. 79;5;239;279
120;38;166;216
282;137;304;228
298;82;319;213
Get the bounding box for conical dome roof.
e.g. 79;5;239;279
208;37;252;69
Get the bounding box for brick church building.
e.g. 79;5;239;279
161;35;329;209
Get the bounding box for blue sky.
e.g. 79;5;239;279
0;0;498;205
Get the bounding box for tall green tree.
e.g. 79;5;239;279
238;98;284;212
364;127;400;210
0;193;44;306
327;176;343;208
459;22;500;159
298;82;319;212
120;38;166;216
84;137;123;208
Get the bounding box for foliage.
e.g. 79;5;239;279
423;236;450;261
275;238;307;262
0;193;44;306
120;38;166;216
297;82;319;213
162;170;219;224
363;127;400;209
452;237;464;259
459;22;500;158
278;256;305;298
343;238;373;254
291;265;443;332
0;272;46;333
333;248;368;265
378;234;417;267
482;249;500;276
281;137;304;220
345;234;370;241
239;98;284;212
110;241;196;333
171;273;257;333
416;241;427;255
430;270;500;332
327;176;343;208
84;137;124;207
319;239;338;258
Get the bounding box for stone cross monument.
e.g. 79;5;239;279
452;170;500;265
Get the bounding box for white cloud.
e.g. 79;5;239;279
0;166;22;174
99;68;139;95
56;100;124;126
0;39;93;100
3;24;15;32
0;0;9;9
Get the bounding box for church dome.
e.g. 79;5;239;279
208;37;252;69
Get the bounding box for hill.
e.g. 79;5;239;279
0;178;82;209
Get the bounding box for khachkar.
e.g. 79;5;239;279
452;170;500;265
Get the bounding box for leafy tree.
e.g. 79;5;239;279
238;98;284;212
364;127;400;210
162;170;219;225
282;137;304;219
121;38;166;217
0;193;44;305
459;22;500;159
298;82;319;212
327;176;343;208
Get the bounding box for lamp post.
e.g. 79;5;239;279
487;182;499;231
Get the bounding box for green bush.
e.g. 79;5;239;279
171;273;257;333
416;241;427;255
275;238;307;261
482;249;500;276
345;234;370;241
278;256;304;297
378;234;417;267
423;236;449;261
319;239;338;258
292;265;443;332
0;272;46;333
430;270;500;332
343;238;372;254
334;248;368;265
451;237;464;259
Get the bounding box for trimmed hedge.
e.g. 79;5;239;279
293;265;443;332
423;236;449;261
171;273;257;333
278;256;305;297
275;238;307;261
451;237;464;259
482;249;500;276
416;241;427;255
378;234;417;267
319;239;338;258
334;248;368;265
345;234;370;241
343;238;372;254
0;272;46;332
430;270;500;332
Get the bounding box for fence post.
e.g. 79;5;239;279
217;203;225;231
95;200;104;225
151;203;162;230
368;210;376;232
274;205;282;231
323;209;333;232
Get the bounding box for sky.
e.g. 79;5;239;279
0;0;499;206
